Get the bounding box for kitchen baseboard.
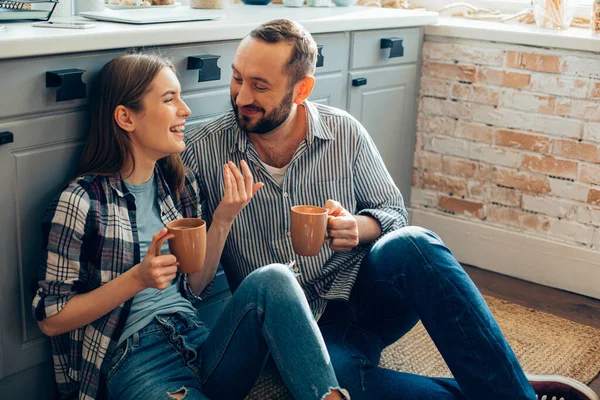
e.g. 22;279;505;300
410;208;600;300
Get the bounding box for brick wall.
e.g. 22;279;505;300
411;36;600;249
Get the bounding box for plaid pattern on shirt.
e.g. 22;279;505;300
32;166;209;400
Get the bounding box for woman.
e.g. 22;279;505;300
32;54;348;400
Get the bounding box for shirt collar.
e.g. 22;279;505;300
229;100;335;154
108;164;171;200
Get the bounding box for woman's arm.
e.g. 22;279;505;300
39;229;179;337
187;161;262;294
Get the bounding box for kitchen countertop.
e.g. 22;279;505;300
0;4;438;60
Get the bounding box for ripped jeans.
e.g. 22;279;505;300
106;264;346;400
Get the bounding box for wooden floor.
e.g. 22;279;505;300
463;264;600;395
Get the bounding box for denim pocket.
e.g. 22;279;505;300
106;339;130;384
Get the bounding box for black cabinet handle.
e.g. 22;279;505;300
380;38;404;58
0;131;13;146
352;78;367;87
188;54;221;82
46;69;87;102
316;45;324;68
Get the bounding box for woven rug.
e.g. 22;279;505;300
246;296;600;399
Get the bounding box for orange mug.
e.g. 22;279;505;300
290;205;331;257
156;218;207;274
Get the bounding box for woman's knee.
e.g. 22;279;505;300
244;263;298;291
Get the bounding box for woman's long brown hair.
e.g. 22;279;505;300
79;53;185;195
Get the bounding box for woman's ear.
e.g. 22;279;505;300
114;105;135;132
293;76;315;105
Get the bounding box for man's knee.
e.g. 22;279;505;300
373;226;442;256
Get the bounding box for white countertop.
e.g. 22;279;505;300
426;17;600;53
0;4;438;60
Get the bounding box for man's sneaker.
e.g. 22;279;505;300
527;374;599;400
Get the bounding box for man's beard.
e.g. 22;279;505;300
231;89;294;135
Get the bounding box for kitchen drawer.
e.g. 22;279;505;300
0;50;123;120
183;88;232;124
162;40;241;93
350;28;422;70
313;33;350;75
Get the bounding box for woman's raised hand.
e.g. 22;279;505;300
133;228;179;290
213;160;264;225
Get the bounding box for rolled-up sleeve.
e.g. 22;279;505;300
32;184;89;321
353;127;408;235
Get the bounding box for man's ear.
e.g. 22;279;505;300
114;105;135;133
293;76;315;104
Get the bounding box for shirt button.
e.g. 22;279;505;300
283;192;288;197
286;231;291;237
293;267;300;273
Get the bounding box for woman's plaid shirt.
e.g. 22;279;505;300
32;166;209;400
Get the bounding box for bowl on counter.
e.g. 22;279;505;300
241;0;271;4
332;0;357;6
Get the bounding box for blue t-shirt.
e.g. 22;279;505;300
118;176;197;346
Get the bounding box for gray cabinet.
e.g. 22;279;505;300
348;28;423;202
0;27;420;399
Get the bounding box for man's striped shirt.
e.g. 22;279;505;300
182;101;408;316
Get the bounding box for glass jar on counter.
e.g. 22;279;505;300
532;0;576;29
592;0;600;33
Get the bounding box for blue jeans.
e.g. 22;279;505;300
318;226;537;400
106;264;346;400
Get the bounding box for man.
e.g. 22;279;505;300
182;19;598;400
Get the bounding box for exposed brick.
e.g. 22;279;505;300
412;169;419;187
420;77;450;98
477;163;493;181
583;123;600;143
477;67;531;89
422;172;468;196
548;218;595;245
552;139;600;163
496;129;550;153
451;83;500;106
588;189;600;205
423;42;505;66
425;135;471;159
556;99;600;122
455;121;494;143
521;155;578;180
549;178;590;202
507;51;560;73
576;206;600;227
442;156;477;178
417;114;456;135
492;167;550;193
522;194;576;218
410;188;438;208
468;180;487;198
589;81;600;99
501;91;555;114
414;151;443;171
421;97;472;119
580;164;600;185
470;104;580;139
561;56;600;79
469;143;522;168
438;196;484;219
487;205;550;232
423;62;478;83
488;185;521;207
529;74;589;98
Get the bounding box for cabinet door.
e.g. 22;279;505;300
310;73;346;109
0;112;87;381
347;64;417;201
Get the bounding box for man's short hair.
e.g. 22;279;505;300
249;19;318;86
